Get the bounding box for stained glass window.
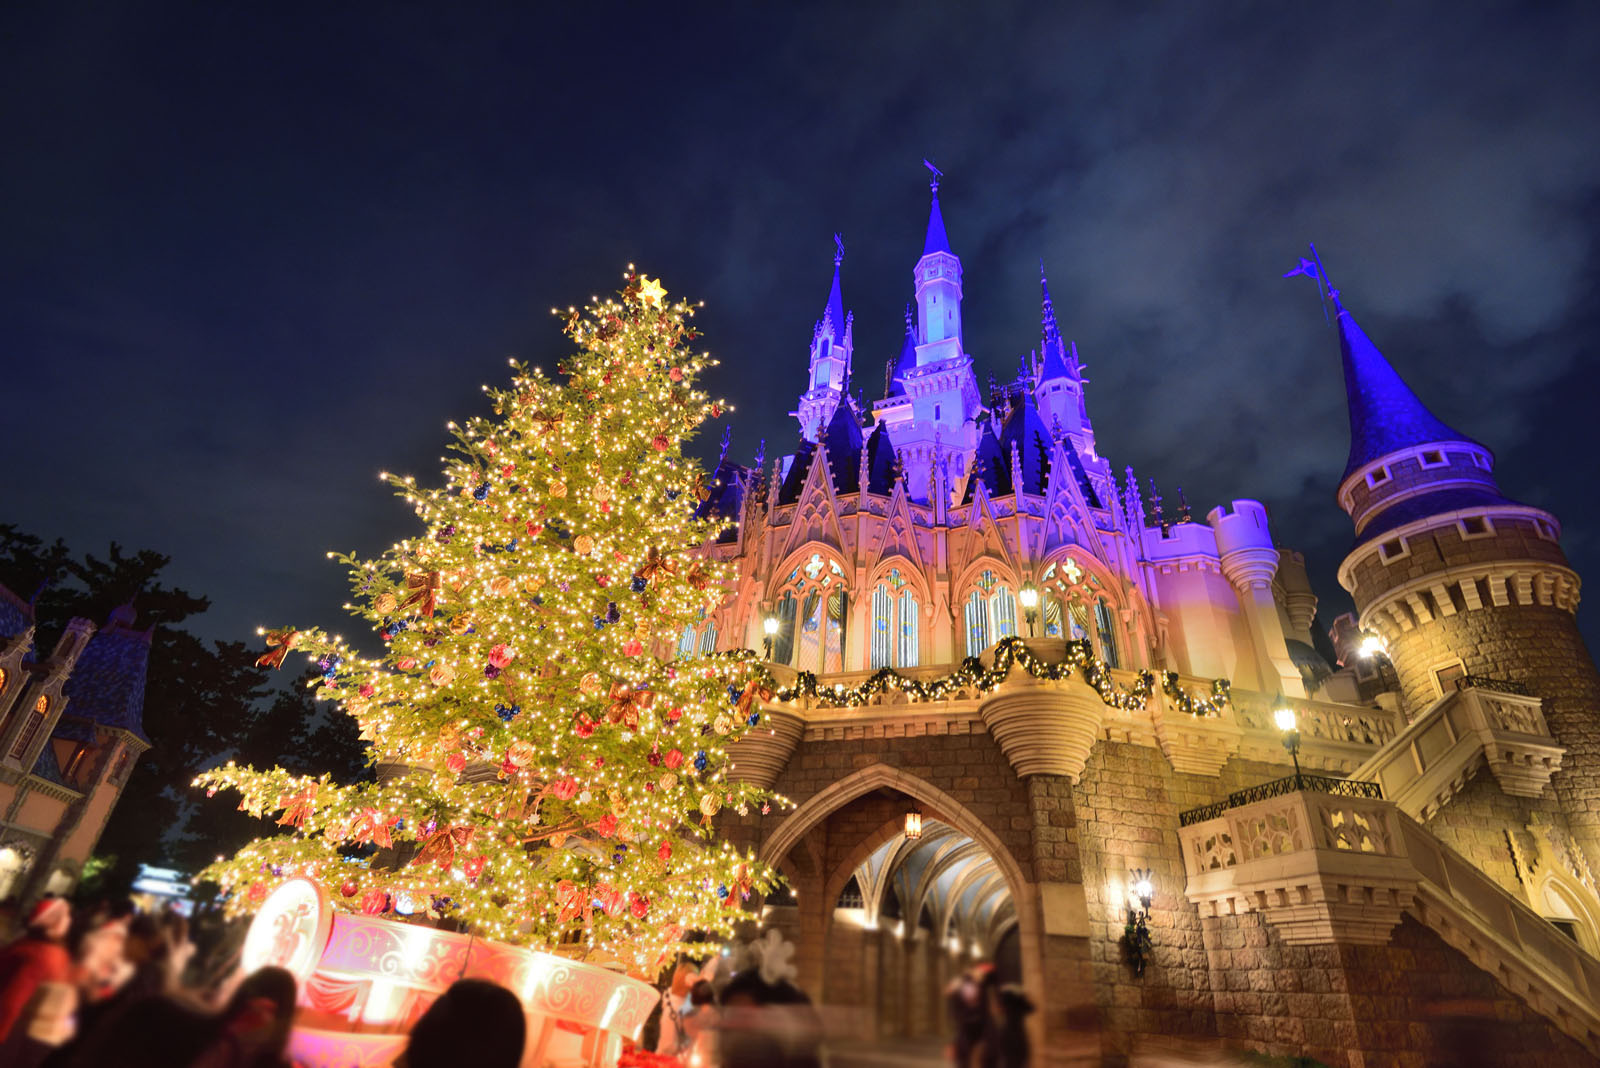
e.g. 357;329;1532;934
699;623;718;655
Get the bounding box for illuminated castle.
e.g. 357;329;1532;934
698;177;1600;1064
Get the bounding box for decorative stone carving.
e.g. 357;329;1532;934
1181;788;1418;945
1149;686;1242;777
726;707;805;789
979;674;1104;782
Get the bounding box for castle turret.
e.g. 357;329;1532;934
1207;500;1306;698
792;237;855;440
1327;292;1600;853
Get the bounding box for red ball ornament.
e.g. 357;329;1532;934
464;855;487;881
360;889;390;916
652;435;669;452
340;879;360;898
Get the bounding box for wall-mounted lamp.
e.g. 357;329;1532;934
1358;632;1388;660
762;614;779;659
1123;867;1154;978
1019;582;1040;637
904;811;923;840
1273;703;1304;787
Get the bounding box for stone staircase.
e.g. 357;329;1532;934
1349;684;1564;820
1179;682;1600;1054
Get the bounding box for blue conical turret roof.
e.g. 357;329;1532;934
1336;297;1479;482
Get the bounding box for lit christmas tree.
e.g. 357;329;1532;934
198;270;779;976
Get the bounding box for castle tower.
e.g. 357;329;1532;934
791;237;855;441
1328;292;1600;851
1034;264;1115;504
871;174;981;501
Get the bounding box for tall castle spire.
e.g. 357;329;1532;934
791;234;855;441
922;167;952;257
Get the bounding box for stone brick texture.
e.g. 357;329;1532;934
1420;764;1567;899
1343;448;1495;534
1202;910;1598;1068
1070;740;1300;1064
1383;602;1600;847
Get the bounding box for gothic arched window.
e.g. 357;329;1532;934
870;568;920;669
1095;601;1120;668
677;625;697;658
698;622;719;655
774;553;849;673
964;569;1017;656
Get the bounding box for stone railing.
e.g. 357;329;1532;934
1180;785;1416;945
1179;784;1600;1053
1399;816;1600;1054
1231;689;1402;775
1349;686;1564;820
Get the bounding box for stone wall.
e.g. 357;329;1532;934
1419;765;1565;899
1384;603;1600;849
1200;910;1599;1068
1070;740;1301;1064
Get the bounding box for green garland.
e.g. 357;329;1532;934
1160;671;1231;718
715;637;1230;716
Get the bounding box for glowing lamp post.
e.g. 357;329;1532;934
1274;703;1304;787
1123;868;1155;977
762;614;779;660
1019;582;1040;638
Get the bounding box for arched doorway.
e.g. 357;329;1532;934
756;764;1040;1056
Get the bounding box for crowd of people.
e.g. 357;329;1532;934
0;895;534;1068
0;894;293;1067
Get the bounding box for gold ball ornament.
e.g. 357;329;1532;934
699;792;722;817
429;664;456;687
488;576;514;597
658;772;678;791
574;535;595;556
374;593;398;614
549;480;567;499
713;715;732;735
506;740;536;767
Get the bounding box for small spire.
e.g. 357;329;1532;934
1148;477;1167;534
920;162;952;258
1041;260;1060;343
1177;487;1192;524
821;236;846;337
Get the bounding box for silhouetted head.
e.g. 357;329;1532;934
404;979;526;1068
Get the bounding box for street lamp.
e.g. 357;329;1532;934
1274;703;1304;787
1019;582;1040;637
762;615;779;660
1124;868;1155;978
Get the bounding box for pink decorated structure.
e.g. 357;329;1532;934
242;879;658;1067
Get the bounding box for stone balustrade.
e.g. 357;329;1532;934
1179;781;1600;1053
1350;686;1564;819
1232;689;1403;773
1180;783;1418;945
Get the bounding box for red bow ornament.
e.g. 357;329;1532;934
275;783;318;828
606;683;655;728
400;571;442;618
412;825;476;871
256;629;300;670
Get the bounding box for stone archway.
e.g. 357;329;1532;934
758;763;1044;1050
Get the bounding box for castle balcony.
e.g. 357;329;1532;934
1346;683;1564;820
1230;688;1406;774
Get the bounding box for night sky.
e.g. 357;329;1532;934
6;2;1600;656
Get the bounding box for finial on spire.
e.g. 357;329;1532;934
922;157;943;194
1148;477;1167;534
904;302;913;334
1283;242;1337;326
1177;486;1192;524
833;233;844;267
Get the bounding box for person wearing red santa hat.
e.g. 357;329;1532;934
0;895;77;1063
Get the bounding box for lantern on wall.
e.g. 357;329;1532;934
904;811;923;840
